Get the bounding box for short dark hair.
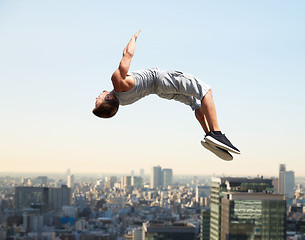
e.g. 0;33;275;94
92;98;119;118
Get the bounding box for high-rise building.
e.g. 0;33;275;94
105;176;117;188
278;164;295;200
162;168;173;189
151;166;173;189
279;164;286;194
122;176;132;189
67;174;75;189
221;192;286;240
49;185;72;212
142;221;196;240
23;210;43;233
15;187;49;212
131;176;143;189
272;177;279;193
200;208;210;240
151;166;162;189
196;185;210;204
210;177;275;240
285;171;295;199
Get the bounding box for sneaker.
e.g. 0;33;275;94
205;132;240;154
201;139;233;161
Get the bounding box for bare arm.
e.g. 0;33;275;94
111;30;141;91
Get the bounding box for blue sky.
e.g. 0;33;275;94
0;0;304;176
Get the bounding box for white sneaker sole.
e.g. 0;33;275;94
201;140;233;161
205;136;240;154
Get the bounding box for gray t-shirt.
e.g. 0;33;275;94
113;67;211;110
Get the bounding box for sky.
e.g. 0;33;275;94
0;0;305;177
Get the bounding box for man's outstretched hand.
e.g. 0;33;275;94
133;30;141;41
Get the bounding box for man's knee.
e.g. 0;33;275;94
202;88;212;102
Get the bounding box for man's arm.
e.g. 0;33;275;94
111;30;141;91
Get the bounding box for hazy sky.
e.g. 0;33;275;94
1;0;304;176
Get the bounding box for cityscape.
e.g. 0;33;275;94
0;164;304;240
1;1;304;240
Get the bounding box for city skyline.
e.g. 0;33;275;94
1;1;305;176
0;161;303;178
1;166;304;239
0;164;304;178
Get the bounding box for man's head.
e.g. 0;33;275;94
92;91;119;118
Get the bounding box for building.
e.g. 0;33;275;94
67;174;75;189
151;166;173;189
131;176;143;189
162;168;173;189
221;192;286;240
105;176;117;189
278;164;286;194
15;187;49;212
285;171;295;199
122;176;132;189
132;227;143;240
142;221;196;240
210;177;275;240
278;164;295;201
23;209;43;233
196;185;210;204
151;166;162;189
49;185;72;212
271;177;279;193
200;208;210;240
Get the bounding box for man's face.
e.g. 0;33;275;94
95;91;111;107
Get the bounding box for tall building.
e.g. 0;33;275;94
151;166;173;189
210;177;275;240
15;187;49;212
162;168;173;189
49;185;72;212
23;210;43;233
151;166;162;189
200;208;210;240
131;176;143;189
122;176;132;189
221;192;286;240
285;171;295;199
67;174;75;189
278;164;295;200
279;164;286;194
210;178;222;240
142;221;196;240
196;185;210;204
272;177;279;193
105;176;117;188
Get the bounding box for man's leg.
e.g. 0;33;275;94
200;89;220;132
195;103;234;160
195;108;210;134
199;89;240;154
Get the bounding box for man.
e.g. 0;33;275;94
93;30;240;160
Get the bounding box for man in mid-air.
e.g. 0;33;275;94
93;30;240;161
